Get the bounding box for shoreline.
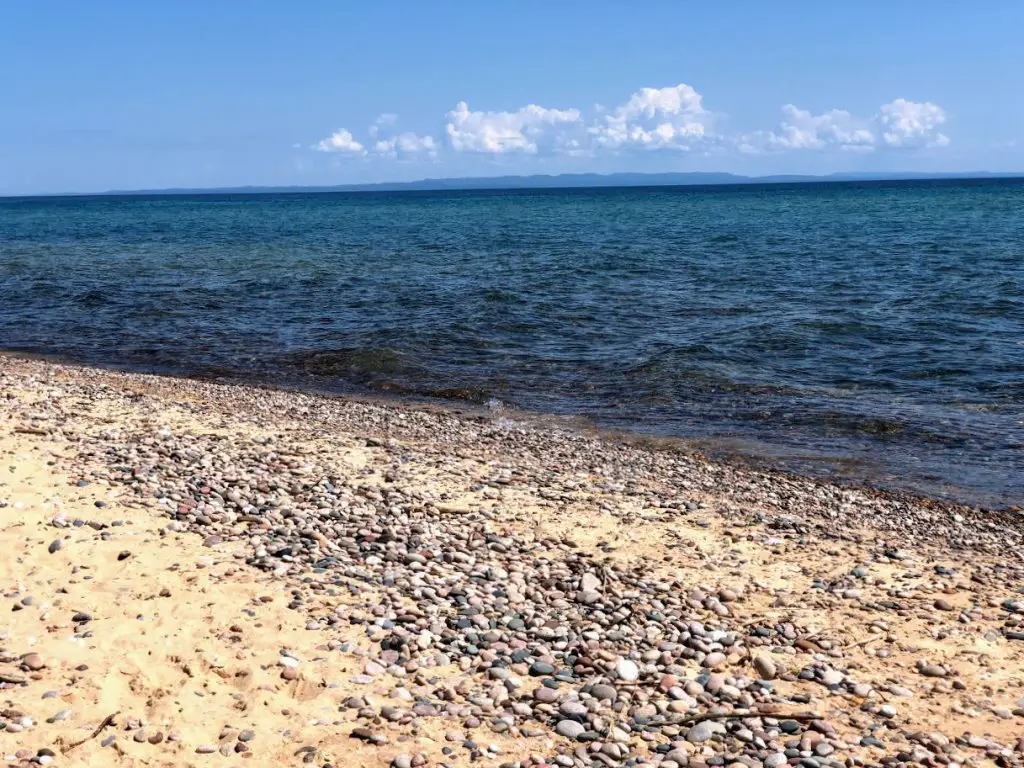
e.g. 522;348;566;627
2;353;1024;767
1;351;1012;515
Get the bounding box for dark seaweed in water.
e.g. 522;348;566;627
1;179;1022;507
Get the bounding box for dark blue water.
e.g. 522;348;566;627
2;181;1022;507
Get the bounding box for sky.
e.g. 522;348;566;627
1;1;1022;195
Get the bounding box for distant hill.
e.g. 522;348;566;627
80;170;1024;196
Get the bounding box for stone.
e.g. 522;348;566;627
529;661;555;676
686;720;726;743
580;573;602;592
533;686;559;703
555;720;585;740
820;669;845;687
21;653;45;671
918;662;947;678
754;655;777;680
703;652;727;669
591;684;617;702
616;658;639;681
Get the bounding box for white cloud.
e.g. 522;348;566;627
373;132;439;159
445;101;582;154
743;99;950;154
877;99;948;147
314;128;365;154
744;105;875;153
589;84;713;151
369;113;399;138
312;89;951;163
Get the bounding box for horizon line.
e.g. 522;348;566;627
5;169;1024;199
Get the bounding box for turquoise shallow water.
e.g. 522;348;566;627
1;179;1022;506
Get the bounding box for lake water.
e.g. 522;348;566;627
1;179;1022;507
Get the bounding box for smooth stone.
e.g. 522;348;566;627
919;663;947;678
754;655;777;680
530;661;555;676
616;658;639;681
703;652;727;669
556;720;585;740
22;653;45;671
581;573;602;592
820;669;845;686
686;721;726;743
591;684;617;702
534;687;559;703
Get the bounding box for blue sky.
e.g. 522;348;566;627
2;1;1022;194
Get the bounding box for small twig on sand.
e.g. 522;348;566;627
60;712;118;754
849;635;882;649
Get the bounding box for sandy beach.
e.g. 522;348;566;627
1;353;1023;768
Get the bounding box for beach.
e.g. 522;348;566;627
4;183;1022;509
1;353;1023;767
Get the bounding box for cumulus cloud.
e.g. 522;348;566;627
445;101;582;154
316;116;436;159
368;113;399;138
373;132;439;159
590;84;713;151
743;99;949;153
313;88;950;162
744;105;875;152
314;128;365;154
877;99;948;147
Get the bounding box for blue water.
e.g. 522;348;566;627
1;180;1022;507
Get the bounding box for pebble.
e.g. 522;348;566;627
687;720;726;743
21;653;45;671
754;655;777;680
615;658;639;681
555;720;586;740
820;669;845;687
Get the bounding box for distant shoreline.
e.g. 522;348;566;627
6;170;1024;199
